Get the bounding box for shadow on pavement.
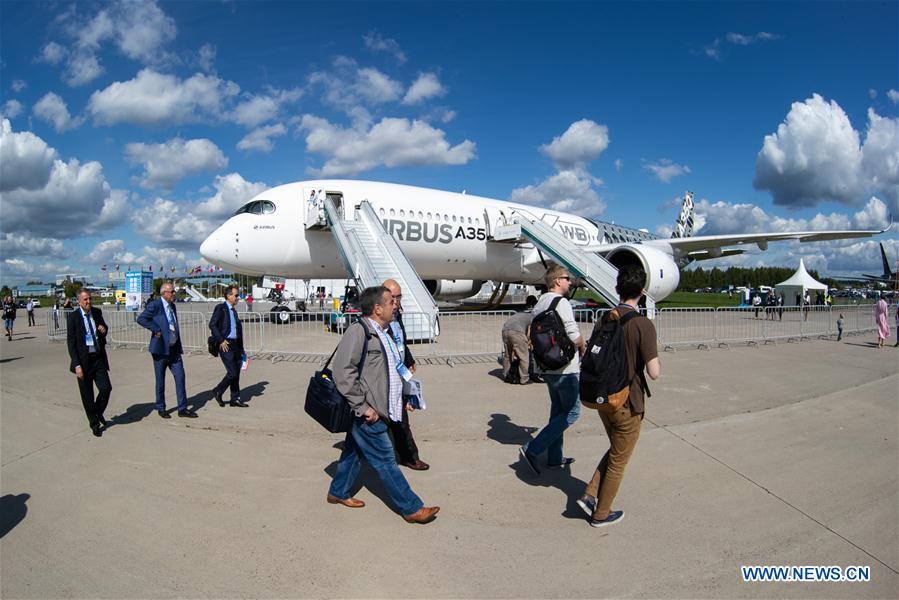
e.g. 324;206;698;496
0;493;30;538
0;357;23;364
486;413;537;446
108;403;156;427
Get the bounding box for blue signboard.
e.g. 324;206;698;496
125;271;153;311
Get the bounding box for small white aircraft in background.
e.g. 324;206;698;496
199;179;888;303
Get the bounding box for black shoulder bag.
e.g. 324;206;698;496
304;322;370;433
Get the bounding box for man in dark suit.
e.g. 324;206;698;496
66;290;112;437
137;282;197;419
382;279;428;471
209;285;248;407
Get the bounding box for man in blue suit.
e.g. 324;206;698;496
208;285;249;407
137;282;198;419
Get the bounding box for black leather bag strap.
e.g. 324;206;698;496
322;320;370;372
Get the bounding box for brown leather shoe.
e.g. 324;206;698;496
402;459;430;471
326;495;365;508
403;506;439;524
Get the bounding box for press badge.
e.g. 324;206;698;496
84;333;95;347
397;363;413;382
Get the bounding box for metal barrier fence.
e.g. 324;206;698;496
48;304;880;360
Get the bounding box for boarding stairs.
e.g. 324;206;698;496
497;215;656;313
322;197;439;339
183;285;208;302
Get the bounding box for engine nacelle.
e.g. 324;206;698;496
423;279;485;301
604;245;680;301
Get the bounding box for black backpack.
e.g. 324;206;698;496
529;296;576;371
580;307;648;411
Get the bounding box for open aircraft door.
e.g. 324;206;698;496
483;207;509;240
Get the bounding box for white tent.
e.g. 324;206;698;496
775;259;828;307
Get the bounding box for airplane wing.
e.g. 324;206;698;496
662;226;889;256
581;225;889;256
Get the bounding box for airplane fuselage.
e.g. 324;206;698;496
201;179;662;285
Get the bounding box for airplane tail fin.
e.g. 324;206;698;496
880;242;893;277
671;191;695;238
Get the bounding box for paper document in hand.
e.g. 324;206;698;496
402;379;425;410
241;353;250;371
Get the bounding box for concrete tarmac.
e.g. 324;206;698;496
1;312;897;598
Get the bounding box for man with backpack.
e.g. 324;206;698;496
519;264;585;474
576;265;660;528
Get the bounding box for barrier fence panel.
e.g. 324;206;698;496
105;310;150;348
573;309;597;341
58;304;885;360
47;308;71;340
714;307;767;346
800;305;834;339
655;307;716;349
432;311;515;359
760;306;802;341
256;311;339;358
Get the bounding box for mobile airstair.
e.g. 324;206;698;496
497;216;656;314
322;196;439;340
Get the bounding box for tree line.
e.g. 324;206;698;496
678;266;846;291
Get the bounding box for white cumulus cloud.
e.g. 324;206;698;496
2;100;23;119
754;94;899;212
131;173;267;248
644;158;691;183
510;169;606;218
49;0;176;86
11;80;27;93
37;41;67;65
363;31;406;63
33;92;83;132
88;68;240;126
308;57;404;114
0;119;57;192
298;115;476;176
125;137;228;190
230;87;302;128
237;124;287;153
0;120;128;238
0;233;66;258
402;73;446;105
540;119;609;170
888;89;899;104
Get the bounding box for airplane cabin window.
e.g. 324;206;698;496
390;209;396;217
379;208;385;216
427;212;432;220
418;211;423;219
400;210;406;218
452;216;457;223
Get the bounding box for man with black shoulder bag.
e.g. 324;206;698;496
325;285;440;525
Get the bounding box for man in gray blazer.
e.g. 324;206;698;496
326;286;439;524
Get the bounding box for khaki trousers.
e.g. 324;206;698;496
501;330;530;382
584;403;642;520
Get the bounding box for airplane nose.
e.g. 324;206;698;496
200;226;225;264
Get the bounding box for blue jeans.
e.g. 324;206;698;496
152;353;187;411
329;417;424;516
524;373;581;466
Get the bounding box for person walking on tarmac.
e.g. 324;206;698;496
382;278;429;471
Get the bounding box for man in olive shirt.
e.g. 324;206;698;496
578;265;660;528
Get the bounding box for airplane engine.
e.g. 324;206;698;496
423;279;485;301
604;245;680;301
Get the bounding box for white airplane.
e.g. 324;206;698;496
199;179;888;302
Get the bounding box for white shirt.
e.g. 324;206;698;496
532;292;581;375
367;318;403;422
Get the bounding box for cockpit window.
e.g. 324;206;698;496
233;200;276;216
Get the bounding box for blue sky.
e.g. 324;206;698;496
1;0;897;286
